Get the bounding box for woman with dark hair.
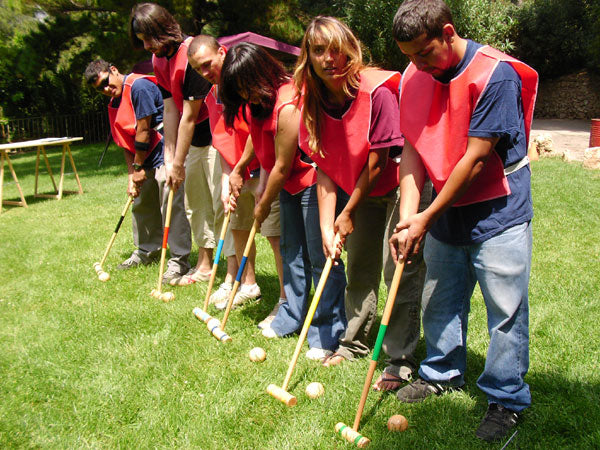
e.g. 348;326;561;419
129;3;241;290
294;17;431;390
222;43;347;361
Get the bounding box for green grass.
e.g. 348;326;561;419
1;146;599;449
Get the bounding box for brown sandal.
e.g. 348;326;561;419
372;373;405;392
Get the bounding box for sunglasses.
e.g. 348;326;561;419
94;75;110;92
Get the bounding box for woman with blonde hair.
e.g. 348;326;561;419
294;16;431;390
220;43;347;361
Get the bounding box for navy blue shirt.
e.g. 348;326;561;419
113;76;164;169
428;40;533;245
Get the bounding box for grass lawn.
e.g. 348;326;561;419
0;143;599;449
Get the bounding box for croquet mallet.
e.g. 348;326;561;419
217;219;259;336
93;195;134;282
192;307;232;342
203;209;231;310
335;259;406;448
150;188;175;302
267;234;340;407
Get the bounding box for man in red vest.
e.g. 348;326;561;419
129;3;237;285
186;35;286;312
84;59;191;277
390;0;537;442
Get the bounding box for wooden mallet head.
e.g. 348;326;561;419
335;423;370;448
267;384;297;407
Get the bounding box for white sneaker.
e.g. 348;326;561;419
261;325;279;338
215;283;261;310
209;282;232;305
306;348;333;361
258;298;286;329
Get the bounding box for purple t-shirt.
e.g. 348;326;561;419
322;83;404;157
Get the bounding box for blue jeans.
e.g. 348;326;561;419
419;221;532;412
271;185;347;351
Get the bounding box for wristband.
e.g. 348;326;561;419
134;141;150;152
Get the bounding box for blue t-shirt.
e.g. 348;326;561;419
428;40;533;245
113;76;164;169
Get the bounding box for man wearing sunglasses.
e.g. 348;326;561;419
84;59;191;278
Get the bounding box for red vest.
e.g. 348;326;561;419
205;85;259;176
400;46;538;206
152;37;209;123
299;69;401;197
108;74;162;154
250;81;316;195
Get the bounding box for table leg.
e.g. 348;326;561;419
66;144;83;194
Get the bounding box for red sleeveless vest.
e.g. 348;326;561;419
400;46;538;206
152;37;209;123
298;69;401;197
205;85;259;176
108;74;162;154
250;81;316;195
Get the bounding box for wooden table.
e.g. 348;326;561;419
0;137;84;213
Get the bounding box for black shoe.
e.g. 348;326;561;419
475;403;519;442
396;378;460;403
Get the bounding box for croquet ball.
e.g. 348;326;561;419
305;382;324;399
387;414;408;432
161;292;175;302
98;271;110;282
249;347;266;362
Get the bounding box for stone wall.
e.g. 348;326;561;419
535;70;600;120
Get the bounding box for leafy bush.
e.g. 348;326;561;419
512;0;598;78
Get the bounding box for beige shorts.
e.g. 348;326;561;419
230;178;280;237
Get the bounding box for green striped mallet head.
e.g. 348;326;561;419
335;423;370;448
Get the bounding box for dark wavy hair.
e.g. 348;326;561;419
393;0;453;42
129;3;183;52
219;43;290;128
84;59;111;85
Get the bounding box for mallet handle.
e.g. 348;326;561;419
281;241;337;391
351;260;405;431
155;189;174;293
203;210;231;311
220;219;258;330
99;196;133;267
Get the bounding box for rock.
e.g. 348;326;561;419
533;133;563;158
583;147;600;170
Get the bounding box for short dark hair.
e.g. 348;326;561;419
219;43;290;128
393;0;454;42
84;59;111;85
129;3;183;51
188;35;221;58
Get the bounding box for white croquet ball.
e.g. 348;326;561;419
305;382;325;399
249;347;266;362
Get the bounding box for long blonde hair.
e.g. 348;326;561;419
293;16;366;156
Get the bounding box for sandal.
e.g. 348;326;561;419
372;372;406;392
322;352;346;367
169;268;211;286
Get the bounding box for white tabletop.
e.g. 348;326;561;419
0;137;83;151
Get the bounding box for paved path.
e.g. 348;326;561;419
531;119;592;161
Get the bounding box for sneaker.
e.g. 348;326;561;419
396;378;459;403
475;403;519;442
209;282;233;304
261;325;279;338
162;267;186;284
258;298;286;329
306;347;333;361
216;283;261;310
116;255;144;270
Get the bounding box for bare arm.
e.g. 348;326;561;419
391;136;498;261
317;169;339;259
254;104;299;224
334;147;388;242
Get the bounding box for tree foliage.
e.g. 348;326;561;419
1;0;600;120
